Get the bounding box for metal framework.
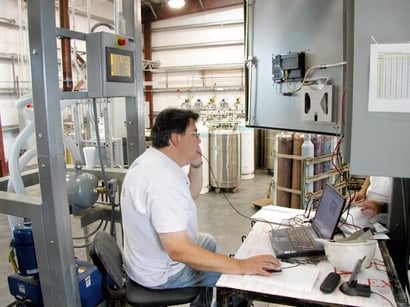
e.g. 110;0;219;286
0;0;145;305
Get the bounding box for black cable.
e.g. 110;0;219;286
201;152;330;269
201;153;304;230
73;242;93;249
200;153;252;220
72;219;106;240
91;98;116;238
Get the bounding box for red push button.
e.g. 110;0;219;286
117;37;126;46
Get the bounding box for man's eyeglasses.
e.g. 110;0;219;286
183;132;200;139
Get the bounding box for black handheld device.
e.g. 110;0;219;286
320;272;341;293
339;256;371;297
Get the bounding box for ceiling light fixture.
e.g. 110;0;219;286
168;0;185;9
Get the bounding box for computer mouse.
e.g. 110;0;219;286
263;267;282;273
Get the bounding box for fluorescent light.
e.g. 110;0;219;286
168;0;185;9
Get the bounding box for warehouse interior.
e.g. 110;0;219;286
0;0;409;306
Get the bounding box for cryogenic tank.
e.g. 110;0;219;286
239;122;255;179
197;121;210;194
209;129;241;191
264;129;277;172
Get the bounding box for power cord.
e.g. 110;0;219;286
201;153;327;270
200;154;309;230
91;98;117;238
200;153;254;221
72;219;106;241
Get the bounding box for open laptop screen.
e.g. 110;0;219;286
312;184;346;239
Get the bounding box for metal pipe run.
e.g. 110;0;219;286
59;0;73;91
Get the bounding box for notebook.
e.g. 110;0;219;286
270;183;346;259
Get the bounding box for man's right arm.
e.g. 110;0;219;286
159;231;281;276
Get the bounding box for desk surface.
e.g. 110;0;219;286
216;206;405;307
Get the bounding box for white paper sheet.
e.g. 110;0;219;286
217;215;397;306
251;205;307;225
368;43;410;113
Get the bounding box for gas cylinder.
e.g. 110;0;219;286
274;131;293;207
301;134;314;197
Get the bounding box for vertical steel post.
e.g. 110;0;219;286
26;0;81;305
122;0;146;164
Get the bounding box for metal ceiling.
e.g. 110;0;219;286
66;0;243;24
141;0;243;23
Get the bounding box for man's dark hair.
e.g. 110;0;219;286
151;108;199;148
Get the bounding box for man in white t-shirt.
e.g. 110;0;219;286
120;108;281;306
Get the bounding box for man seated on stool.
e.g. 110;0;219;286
350;176;392;225
120;108;281;306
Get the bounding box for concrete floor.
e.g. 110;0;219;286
0;168;276;306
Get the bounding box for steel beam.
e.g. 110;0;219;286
26;0;81;305
122;0;146;163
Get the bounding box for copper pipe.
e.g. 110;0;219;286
143;22;154;128
60;0;73;91
0;116;9;176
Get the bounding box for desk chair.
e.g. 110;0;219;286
89;231;201;306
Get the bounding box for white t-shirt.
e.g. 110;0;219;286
367;176;393;203
121;147;198;287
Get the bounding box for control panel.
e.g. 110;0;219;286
86;32;137;97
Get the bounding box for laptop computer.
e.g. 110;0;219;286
270;183;346;259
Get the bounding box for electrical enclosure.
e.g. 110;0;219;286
86;32;137;98
245;0;353;137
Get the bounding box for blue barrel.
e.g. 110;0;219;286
13;222;39;276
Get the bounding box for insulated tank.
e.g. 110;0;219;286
239;122;255;180
209;129;241;191
264;129;277;172
197;121;210;194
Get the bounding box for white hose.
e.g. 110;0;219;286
9;121;35;195
7;147;37;232
9;96;35;194
7;96;35;233
8;96;82;233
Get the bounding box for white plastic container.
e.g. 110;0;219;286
83;147;97;168
301;134;314;195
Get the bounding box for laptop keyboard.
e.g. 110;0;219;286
287;227;317;251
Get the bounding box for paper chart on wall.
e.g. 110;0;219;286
368;43;410;113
